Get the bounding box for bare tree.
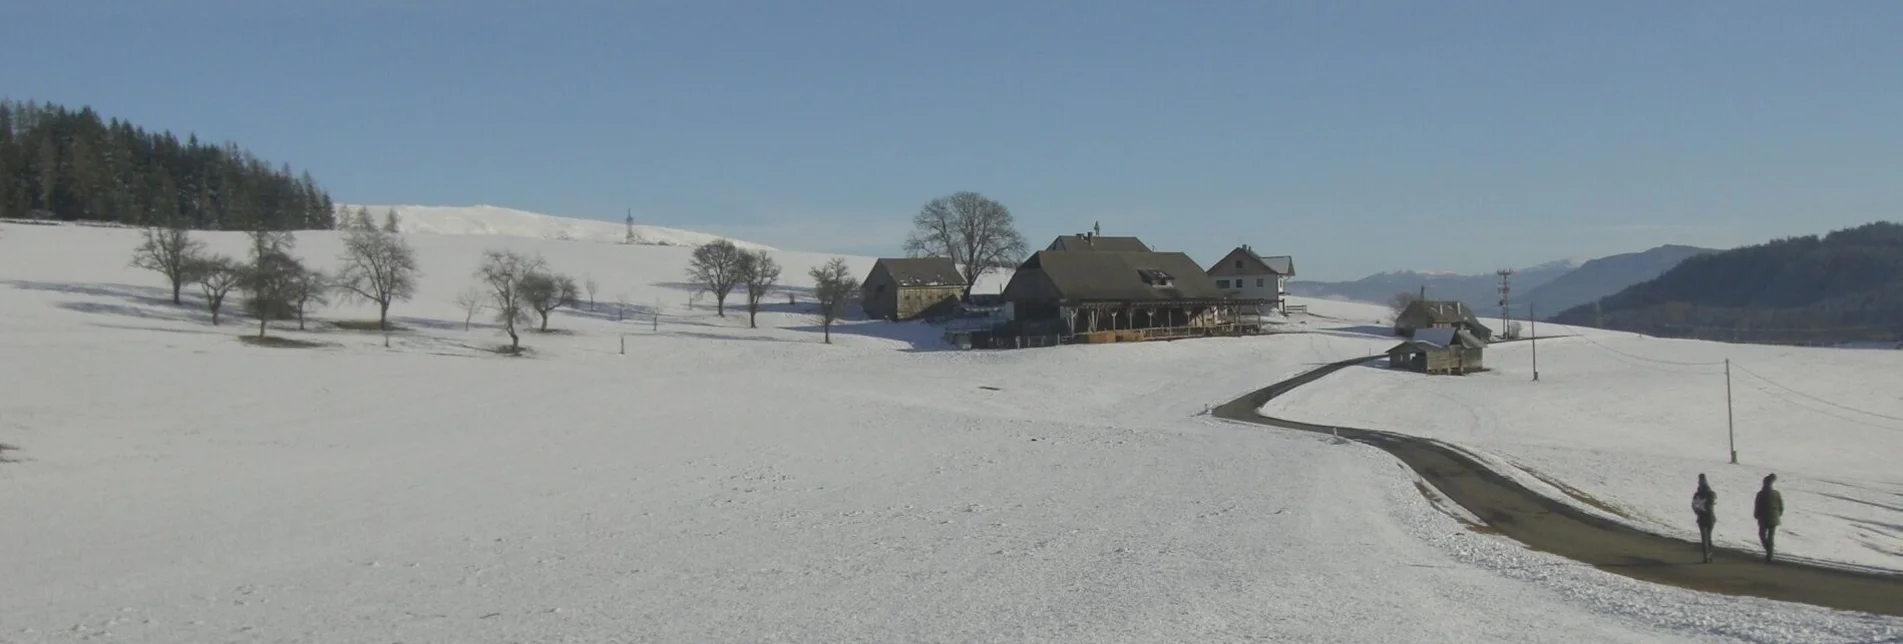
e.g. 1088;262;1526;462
685;239;745;316
243;228;299;339
286;268;331;331
453;286;487;331
614;291;632;322
902;191;1029;300
583;274;600;311
476;250;543;351
519;270;580;332
130;224;205;304
192;255;243;326
337;225;420;331
735;249;781;329
808;257;858;344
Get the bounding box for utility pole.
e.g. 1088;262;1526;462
625;208;635;245
1530;301;1539;381
1496;268;1513;337
1726;359;1737;464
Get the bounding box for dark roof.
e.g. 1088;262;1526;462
1047;234;1151;252
1404;300;1481;325
873;257;966;287
1208;246;1296;277
1388;340;1440;355
1015;250;1229;302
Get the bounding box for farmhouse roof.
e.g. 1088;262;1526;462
1015;250;1229;302
1046;234;1152;252
873;257;966;287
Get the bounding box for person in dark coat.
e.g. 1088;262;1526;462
1753;473;1785;562
1692;473;1718;563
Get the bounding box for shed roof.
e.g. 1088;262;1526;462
872;257;966;287
1403;299;1482;325
1046;234;1152;252
1013;250;1229;302
1387;340;1441;355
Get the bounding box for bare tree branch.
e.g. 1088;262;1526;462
686;239;745;316
337;226;420;331
903;192;1028;300
808;258;858;344
129;224;205;304
476;250;543;351
736;250;782;329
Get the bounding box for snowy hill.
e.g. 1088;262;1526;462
1265;324;1903;574
0;221;1897;641
335;204;777;251
1289;258;1582;316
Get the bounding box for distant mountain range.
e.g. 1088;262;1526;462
1552;223;1903;346
1290;244;1719;320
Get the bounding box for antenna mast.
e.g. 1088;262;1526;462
625;208;635;245
1496;268;1513;336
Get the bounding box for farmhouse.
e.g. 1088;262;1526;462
1000;248;1266;343
1385;332;1487;375
1394;299;1493;341
1205;244;1296;313
860;257;966;321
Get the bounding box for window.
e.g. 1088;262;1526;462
1234;259;1243;269
1217;279;1229;288
1138;268;1174;287
1257;278;1265;287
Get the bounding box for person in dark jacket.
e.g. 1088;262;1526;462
1692;473;1718;563
1753;473;1785;562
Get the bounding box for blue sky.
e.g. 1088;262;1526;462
6;1;1901;281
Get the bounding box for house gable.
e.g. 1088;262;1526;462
1205;246;1294;277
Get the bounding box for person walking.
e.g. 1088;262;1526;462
1753;473;1785;563
1692;473;1718;563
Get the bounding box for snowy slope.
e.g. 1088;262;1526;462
1;222;1899;643
336;204;778;251
1265;324;1903;573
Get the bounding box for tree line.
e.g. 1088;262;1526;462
1553;221;1903;345
0;99;334;230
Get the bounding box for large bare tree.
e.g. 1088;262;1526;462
808;257;858;344
337;225;419;331
286;268;331;331
902;191;1029;300
519;270;580;332
736;249;782;329
243;228;298;339
130;224;205;304
192;255;243;326
476;250;543;351
686;239;745;316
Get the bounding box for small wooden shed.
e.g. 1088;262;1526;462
1385;333;1486;375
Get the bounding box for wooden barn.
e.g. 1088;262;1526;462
1000;249;1265;343
1394;299;1494;341
860;257;966;321
1385;332;1487;375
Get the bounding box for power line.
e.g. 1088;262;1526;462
1729;362;1903;425
1730;377;1903;433
1565;332;1729;368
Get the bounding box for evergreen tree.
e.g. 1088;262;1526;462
381;208;401;233
0;99;334;228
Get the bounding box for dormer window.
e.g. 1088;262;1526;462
1138;268;1174;287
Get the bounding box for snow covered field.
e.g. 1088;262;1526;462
338;204;779;251
3;219;1900;642
1265;324;1903;573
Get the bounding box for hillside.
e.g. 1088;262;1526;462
336;204;776;251
1521;245;1717;319
0;99;334;230
1288;259;1579;318
1553;222;1903;345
